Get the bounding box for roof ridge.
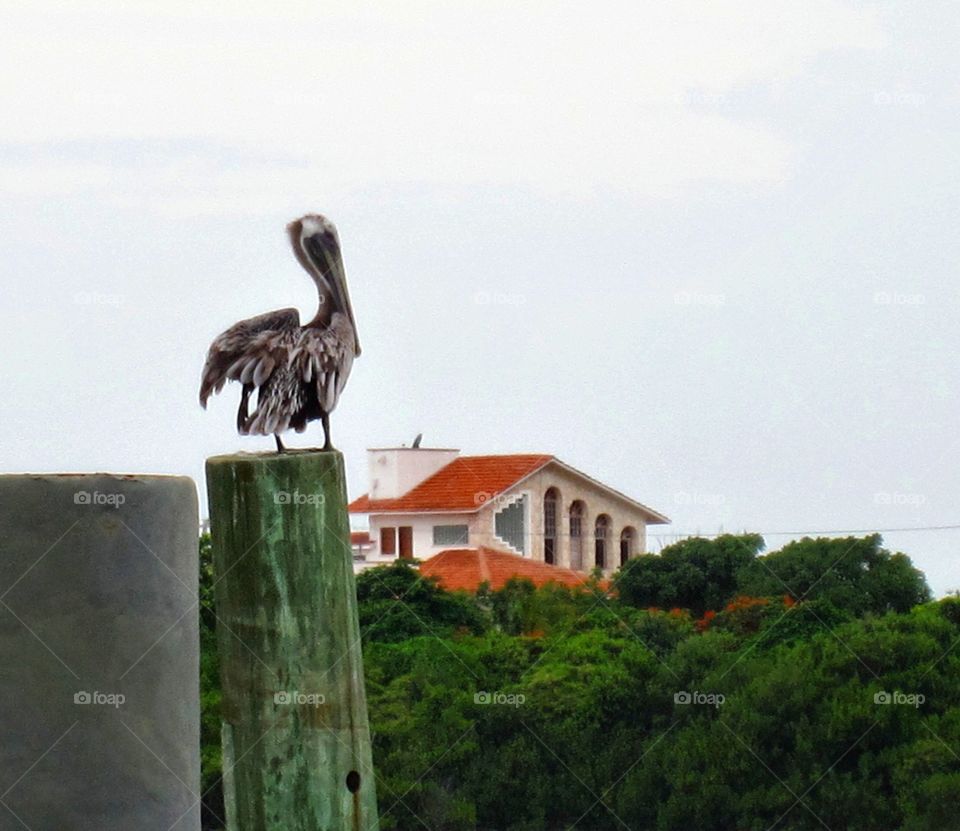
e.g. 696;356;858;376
477;547;492;584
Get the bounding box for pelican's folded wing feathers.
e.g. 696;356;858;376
199;308;300;407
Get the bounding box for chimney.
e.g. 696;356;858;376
367;447;460;501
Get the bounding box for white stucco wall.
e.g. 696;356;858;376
366;448;460;500
366;512;476;561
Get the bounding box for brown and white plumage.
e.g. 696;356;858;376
199;214;360;451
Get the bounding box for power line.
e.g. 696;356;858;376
647;524;960;540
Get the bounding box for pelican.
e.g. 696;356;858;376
199;214;360;452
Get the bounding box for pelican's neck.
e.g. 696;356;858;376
306;286;334;328
289;223;346;331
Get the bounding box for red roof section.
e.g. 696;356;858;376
420;546;593;592
349;454;553;514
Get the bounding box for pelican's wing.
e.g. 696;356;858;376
295;320;356;414
199;308;300;407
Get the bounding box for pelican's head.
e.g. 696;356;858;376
288;213;361;356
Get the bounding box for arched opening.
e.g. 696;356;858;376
543;488;560;565
569;501;586;571
595;514;611;570
620;527;636;567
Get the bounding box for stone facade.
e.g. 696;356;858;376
467;461;662;574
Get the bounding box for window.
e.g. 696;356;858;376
432;524;469;546
569;501;585;571
620;527;636;567
595;515;611;570
544;488;559;565
495;495;527;554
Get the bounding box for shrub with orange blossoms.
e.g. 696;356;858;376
696;609;717;632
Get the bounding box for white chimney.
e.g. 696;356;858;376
367;447;460;501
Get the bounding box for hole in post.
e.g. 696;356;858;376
346;770;361;793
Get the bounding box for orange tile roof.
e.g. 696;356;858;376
349;454;553;514
420;546;594;592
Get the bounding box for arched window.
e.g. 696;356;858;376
620;527;636;567
569;501;586;571
595;515;611;570
544;488;560;565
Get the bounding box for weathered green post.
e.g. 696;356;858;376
205;450;378;831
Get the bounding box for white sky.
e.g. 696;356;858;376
2;1;958;593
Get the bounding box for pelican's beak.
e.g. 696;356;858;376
303;228;361;357
333;266;361;357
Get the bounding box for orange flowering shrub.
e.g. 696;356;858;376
724;595;770;613
695;609;717;632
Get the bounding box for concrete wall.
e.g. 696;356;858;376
469;492;530;556
0;473;200;830
471;463;658;575
366;448;459;500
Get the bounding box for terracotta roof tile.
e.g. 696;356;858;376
420;546;593;592
349;454;552;514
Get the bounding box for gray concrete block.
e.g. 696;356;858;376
0;474;200;831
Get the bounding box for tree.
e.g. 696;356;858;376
616;534;765;615
356;560;487;642
736;534;931;616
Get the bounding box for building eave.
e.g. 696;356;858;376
349;455;670;524
547;458;672;525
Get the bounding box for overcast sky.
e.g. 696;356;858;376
2;1;958;593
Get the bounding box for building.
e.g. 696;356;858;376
349;446;669;575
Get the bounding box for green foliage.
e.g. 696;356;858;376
737;534;932;615
616;533;765;615
355;560;488;642
484;577;607;636
198;534;224;830
199;534;953;831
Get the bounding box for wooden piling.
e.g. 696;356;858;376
205;451;378;831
